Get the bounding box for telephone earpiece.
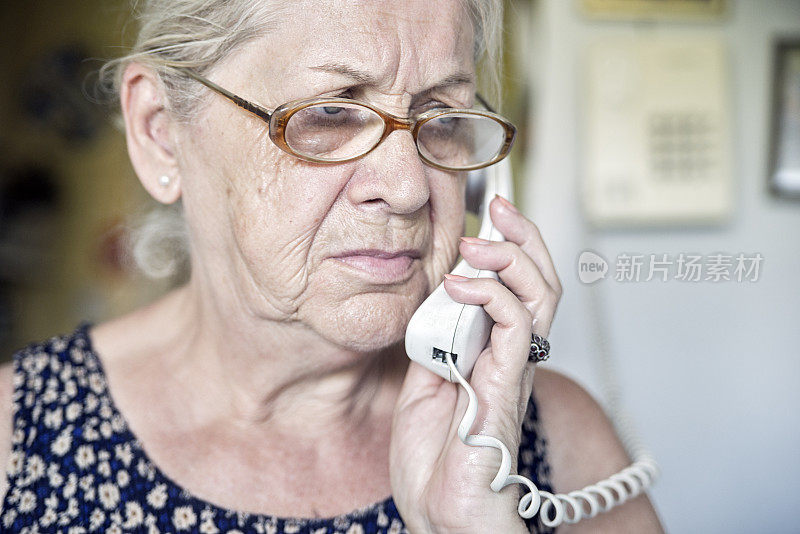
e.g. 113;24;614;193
405;159;513;381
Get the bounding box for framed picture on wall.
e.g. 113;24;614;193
769;36;800;198
768;38;800;199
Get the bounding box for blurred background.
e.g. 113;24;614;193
0;0;798;532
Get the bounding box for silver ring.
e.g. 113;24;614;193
529;333;550;363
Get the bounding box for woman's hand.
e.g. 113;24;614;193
391;196;563;534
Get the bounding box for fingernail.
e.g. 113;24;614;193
460;236;490;245
444;273;469;282
495;194;519;213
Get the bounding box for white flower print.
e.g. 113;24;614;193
60;362;74;381
199;518;220;534
116;469;130;487
100;421;113;439
66;401;82;421
147;483;168;509
377;508;389;527
66;496;80;517
89;508;105;531
65;379;78;399
114;443;133;467
106;524;123;534
89;373;104;394
79;474;95;491
521;449;534;465
98;482;120;509
51;336;67;353
388;518;403;534
44;492;58;510
110;510;123;526
31;404;42;425
44;407;63;429
346;524;365;534
25;454;45;481
63;473;78;498
2;509;17;529
75;445;96;469
7;450;24;476
172;506;198;530
98;460;112;478
285;522;301;533
51;427;73;456
123;501;145;528
40;508;57;527
111;414;125;433
137;458;155;479
312;528;329;534
11;428;23;445
85;392;99;412
18;490;36;513
82;423;100;442
70;346;85;363
333;515;351;530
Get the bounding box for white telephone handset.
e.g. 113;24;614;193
403;159;658;527
405;158;512;382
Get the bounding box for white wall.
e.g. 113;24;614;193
522;1;800;532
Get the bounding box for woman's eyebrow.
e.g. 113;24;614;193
309;62;474;91
310;62;378;85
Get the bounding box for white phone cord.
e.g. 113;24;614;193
443;352;659;527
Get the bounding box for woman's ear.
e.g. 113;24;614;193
120;63;182;204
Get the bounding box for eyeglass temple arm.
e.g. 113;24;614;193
180;68;272;122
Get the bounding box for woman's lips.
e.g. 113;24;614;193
332;250;419;283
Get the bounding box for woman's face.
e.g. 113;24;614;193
176;0;476;352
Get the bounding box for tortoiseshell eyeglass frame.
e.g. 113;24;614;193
179;68;516;172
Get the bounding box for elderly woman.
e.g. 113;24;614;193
0;1;663;532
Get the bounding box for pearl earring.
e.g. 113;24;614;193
158;175;171;187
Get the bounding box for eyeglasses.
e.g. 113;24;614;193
180;69;516;171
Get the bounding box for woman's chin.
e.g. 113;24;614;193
306;291;424;353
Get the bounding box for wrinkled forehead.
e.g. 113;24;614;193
224;0;476;100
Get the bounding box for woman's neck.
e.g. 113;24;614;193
93;281;409;442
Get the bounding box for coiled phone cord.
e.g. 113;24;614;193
443;351;659;527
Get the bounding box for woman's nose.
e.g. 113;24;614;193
346;129;430;216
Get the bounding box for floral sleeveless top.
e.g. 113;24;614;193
1;325;555;533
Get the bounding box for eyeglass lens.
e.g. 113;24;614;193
283;103;506;168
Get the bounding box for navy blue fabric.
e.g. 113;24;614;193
1;325;554;533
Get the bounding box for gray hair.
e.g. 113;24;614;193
102;0;504;281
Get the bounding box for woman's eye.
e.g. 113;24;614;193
322;106;343;115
